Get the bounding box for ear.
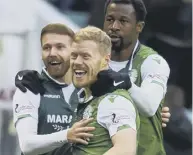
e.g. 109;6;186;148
105;54;110;64
100;54;110;69
136;21;145;33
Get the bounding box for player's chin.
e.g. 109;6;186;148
112;43;122;52
73;80;87;88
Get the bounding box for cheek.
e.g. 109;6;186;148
122;24;133;34
60;51;71;60
42;51;48;61
70;60;74;68
89;60;101;73
103;22;110;32
103;23;108;31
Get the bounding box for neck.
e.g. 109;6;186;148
111;40;137;62
56;70;72;84
45;68;71;84
63;68;72;84
56;78;65;83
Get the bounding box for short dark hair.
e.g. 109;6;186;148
40;23;75;43
104;0;147;22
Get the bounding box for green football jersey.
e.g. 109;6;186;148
128;45;166;155
72;89;140;155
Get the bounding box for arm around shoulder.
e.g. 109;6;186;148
128;54;170;116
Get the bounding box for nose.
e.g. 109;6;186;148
111;20;121;31
49;47;58;56
74;55;83;66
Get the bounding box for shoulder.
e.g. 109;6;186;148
97;94;137;134
144;54;169;66
139;44;157;56
13;88;40;107
98;94;135;113
141;54;170;76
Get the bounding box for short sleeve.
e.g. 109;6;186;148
97;94;137;137
12;89;40;125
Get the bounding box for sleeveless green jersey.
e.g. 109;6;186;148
128;45;166;155
72;89;140;155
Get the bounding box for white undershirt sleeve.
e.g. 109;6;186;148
16;117;68;155
13;89;68;155
128;54;170;117
97;95;137;137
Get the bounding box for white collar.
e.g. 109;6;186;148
128;40;139;71
77;88;93;104
109;40;139;71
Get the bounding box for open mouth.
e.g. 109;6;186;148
74;70;87;78
109;35;120;42
49;61;62;66
111;37;120;42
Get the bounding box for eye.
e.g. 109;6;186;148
71;53;78;59
83;56;89;60
43;46;51;51
120;19;128;24
106;17;114;22
56;45;65;50
83;54;90;60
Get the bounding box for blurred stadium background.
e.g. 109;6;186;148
0;0;192;154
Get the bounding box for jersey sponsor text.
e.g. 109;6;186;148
43;94;61;99
47;114;72;124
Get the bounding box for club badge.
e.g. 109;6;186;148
83;105;93;119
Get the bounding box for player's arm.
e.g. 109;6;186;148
97;95;137;155
128;54;170;116
13;89;94;155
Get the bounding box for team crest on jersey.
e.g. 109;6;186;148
83;105;93;119
129;69;138;83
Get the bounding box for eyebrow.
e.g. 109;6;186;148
43;43;66;47
120;15;130;19
71;50;92;56
106;14;131;20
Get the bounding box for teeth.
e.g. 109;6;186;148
50;61;60;65
75;70;85;73
74;70;87;77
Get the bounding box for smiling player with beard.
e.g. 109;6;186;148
12;24;95;155
70;26;139;155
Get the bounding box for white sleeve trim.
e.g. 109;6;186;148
97;95;136;137
16;117;68;155
128;54;170;117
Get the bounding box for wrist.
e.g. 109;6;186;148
54;129;69;144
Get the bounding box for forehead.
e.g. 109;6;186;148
72;40;98;52
106;3;135;18
42;33;72;45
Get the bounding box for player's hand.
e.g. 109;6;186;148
161;106;171;127
90;69;132;97
15;70;45;95
67;118;95;145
